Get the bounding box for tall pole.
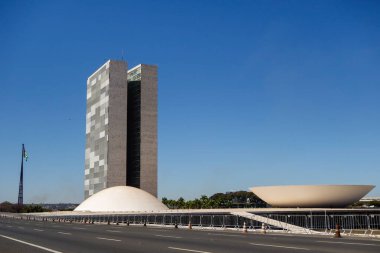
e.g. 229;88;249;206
18;144;24;206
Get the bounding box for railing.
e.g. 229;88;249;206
0;214;261;229
257;214;380;236
1;213;379;237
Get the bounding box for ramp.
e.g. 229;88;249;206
231;211;321;234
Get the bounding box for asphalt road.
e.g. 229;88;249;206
1;218;380;253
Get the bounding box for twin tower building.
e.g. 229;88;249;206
84;60;157;199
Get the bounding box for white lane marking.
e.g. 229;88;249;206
57;232;71;235
207;233;243;237
106;230;121;233
168;247;212;253
73;227;86;230
150;229;172;232
52;226;61;228
250;243;310;251
96;237;121;242
155;234;182;239
7;226;13;228
18;226;24;229
0;234;63;253
316;241;378;246
34;229;44;232
262;233;297;237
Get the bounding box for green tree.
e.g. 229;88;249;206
177;197;185;209
161;191;267;209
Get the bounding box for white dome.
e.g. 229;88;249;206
75;186;168;212
250;185;375;208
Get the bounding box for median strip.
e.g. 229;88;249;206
250;243;310;250
0;234;63;253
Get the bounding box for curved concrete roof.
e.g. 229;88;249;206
250;185;375;208
75;186;168;212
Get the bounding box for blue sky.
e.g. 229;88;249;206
0;0;379;203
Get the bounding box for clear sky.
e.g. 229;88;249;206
0;0;379;203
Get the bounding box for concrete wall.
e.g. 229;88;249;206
107;61;128;188
139;64;158;197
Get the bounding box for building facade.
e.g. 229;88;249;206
85;60;157;199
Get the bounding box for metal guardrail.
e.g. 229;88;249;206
0;214;263;229
258;214;380;236
262;214;380;230
1;213;379;237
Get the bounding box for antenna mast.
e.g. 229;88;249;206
17;144;24;206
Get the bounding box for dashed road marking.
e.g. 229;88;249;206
34;229;44;232
0;234;63;253
106;230;122;233
207;233;243;237
57;232;71;235
96;237;121;242
316;241;378;246
155;234;182;239
73;227;86;230
168;246;213;253
250;243;310;250
149;229;172;232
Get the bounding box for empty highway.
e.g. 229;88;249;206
1;218;380;253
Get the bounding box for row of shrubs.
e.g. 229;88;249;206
0;201;48;213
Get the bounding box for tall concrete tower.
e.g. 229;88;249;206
85;60;157;199
127;64;158;197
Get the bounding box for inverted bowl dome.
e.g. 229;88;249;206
250;185;375;208
75;186;168;212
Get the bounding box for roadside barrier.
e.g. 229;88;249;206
1;212;379;237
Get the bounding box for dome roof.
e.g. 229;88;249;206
75;186;168;212
250;185;375;208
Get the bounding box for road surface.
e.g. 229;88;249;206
1;218;379;253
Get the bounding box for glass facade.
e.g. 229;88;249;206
127;80;141;188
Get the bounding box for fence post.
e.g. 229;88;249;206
334;224;341;238
243;222;247;233
261;223;266;234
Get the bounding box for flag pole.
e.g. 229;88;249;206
18;144;24;206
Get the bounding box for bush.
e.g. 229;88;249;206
162;191;267;209
0;202;49;213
